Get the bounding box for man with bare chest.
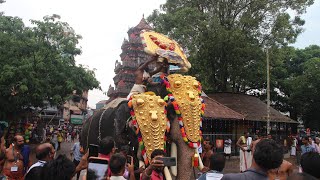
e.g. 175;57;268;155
268;160;293;180
237;132;252;172
3;135;26;180
201;140;214;168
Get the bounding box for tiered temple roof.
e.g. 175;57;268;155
107;18;153;99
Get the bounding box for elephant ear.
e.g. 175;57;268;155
162;74;205;149
128;94;170;165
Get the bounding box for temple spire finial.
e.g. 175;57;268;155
143;14;144;18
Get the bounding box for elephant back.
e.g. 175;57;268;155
81;107;116;150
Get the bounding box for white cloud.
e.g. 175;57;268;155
0;0;165;108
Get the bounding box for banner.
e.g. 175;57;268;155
216;139;224;149
71;114;84;125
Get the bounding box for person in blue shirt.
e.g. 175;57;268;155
301;136;316;155
71;138;83;180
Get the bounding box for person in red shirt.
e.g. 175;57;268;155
98;136;116;161
141;149;166;180
98;136;116;178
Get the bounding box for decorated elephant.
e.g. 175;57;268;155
81;74;205;180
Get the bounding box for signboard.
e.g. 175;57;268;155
71;115;84;125
216;139;224;149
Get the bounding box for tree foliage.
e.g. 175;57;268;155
148;0;314;92
272;45;320;130
0;14;100;115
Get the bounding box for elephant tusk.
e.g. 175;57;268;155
164;167;172;180
196;148;204;170
170;142;177;176
139;160;145;169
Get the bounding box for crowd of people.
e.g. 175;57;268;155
43;125;81;151
0;129;319;180
199;133;320;180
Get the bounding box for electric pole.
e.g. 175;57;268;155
266;48;271;135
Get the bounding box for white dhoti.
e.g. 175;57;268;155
291;146;296;156
224;146;231;154
127;84;146;99
240;147;252;172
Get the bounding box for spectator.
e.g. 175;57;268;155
224;138;232;160
198;153;225;180
0;130;6;179
236;132;252;172
300;152;320;178
71;136;83;180
98;136;116;161
301;137;316;155
98;136;116;178
3;135;30;180
221;139;283;180
291;136;298;156
57;130;63;151
66;132;71;143
52;131;58;151
308;137;316;149
267;159;293;180
250;134;264;154
71;131;76;142
25;143;55;180
141;149;166;180
287;172;318;180
41;155;75;180
109;153;135;180
314;137;320;153
201;140;214;168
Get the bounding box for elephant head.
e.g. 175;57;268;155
81;74;204;180
128;94;170;165
127;74;205;180
164;74;205;179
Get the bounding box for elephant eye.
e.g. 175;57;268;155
174;81;182;88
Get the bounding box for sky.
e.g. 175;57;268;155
1;0;319;108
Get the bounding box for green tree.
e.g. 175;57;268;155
0;14;100;116
272;45;320;130
148;0;314;92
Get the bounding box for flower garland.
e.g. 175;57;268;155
127;96;170;165
161;74;205;149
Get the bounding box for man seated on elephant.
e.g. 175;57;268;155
151;58;170;84
141;149;166;180
127;56;159;99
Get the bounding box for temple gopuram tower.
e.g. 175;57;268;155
107;18;153;101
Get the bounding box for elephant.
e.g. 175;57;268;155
81;74;204;180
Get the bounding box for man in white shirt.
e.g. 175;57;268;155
25;143;55;180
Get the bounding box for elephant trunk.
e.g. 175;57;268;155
170;117;197;180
